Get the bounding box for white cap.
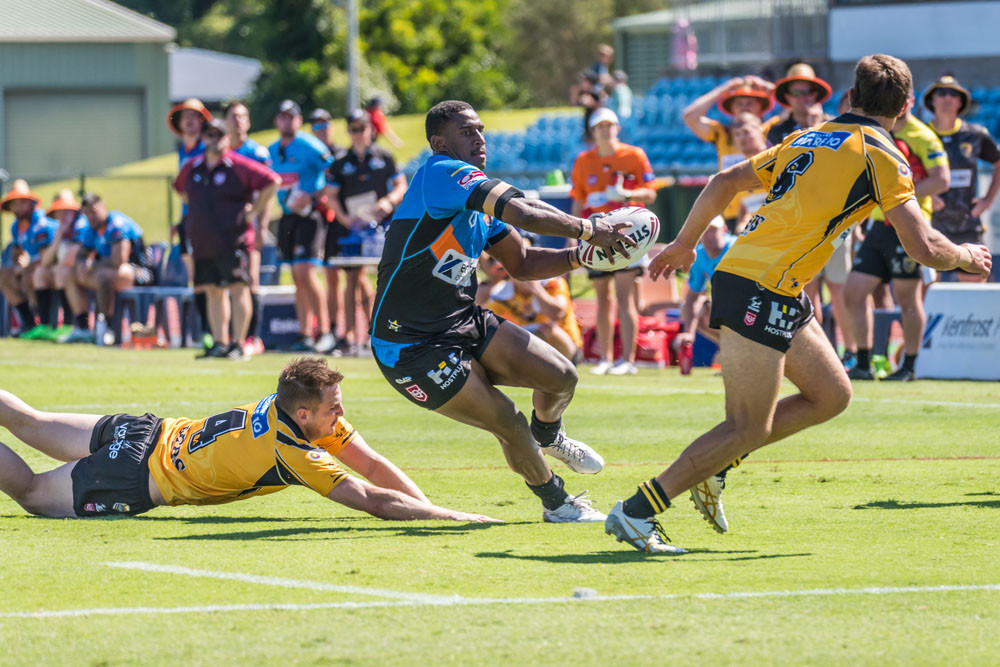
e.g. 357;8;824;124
588;107;620;129
707;215;727;229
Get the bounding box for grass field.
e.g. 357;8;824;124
1;342;998;664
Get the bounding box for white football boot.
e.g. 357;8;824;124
542;491;607;523
690;474;728;534
605;501;686;554
541;430;604;474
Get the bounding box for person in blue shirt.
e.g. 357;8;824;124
371;100;635;523
73;194;154;344
0;180;58;338
269;99;336;353
225;99;273;356
39;191;92;343
675;216;736;350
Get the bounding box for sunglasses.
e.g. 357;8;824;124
786;87;818;98
312;122;329;130
934;89;962;98
348;125;369;134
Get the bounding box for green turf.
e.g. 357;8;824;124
1;342;998;664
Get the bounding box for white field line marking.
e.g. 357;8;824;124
103;561;457;603
40;396;396;411
4;583;999;619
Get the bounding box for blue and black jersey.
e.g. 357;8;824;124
234;137;272;166
81;211;148;266
369;155;523;366
268;132;334;213
5;209;57;262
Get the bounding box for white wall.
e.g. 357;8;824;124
829;2;1000;61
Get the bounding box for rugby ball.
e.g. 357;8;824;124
577;206;660;272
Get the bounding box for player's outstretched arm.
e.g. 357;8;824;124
886;198;992;275
334;434;431;504
501;197;636;253
326;476;501;522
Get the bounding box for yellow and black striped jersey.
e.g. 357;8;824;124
148;393;356;506
717;113;916;296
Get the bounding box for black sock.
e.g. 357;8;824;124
716;453;748;480
36;289;53;326
75;312;90;330
530;410;562;447
57;290;71;324
856;348;872;371
16;302;35;328
526;473;569;511
902;354;917;372
195;292;208;329
622;478;670;519
248;292;261;338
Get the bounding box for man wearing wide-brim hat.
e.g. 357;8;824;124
683;76;781;230
0;180;58;338
925;75;1000;282
41;190;94;343
767;63;833;145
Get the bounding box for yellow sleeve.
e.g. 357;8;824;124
314;416;358;458
274;441;350;496
704;119;723;145
866;144;916;214
748;143;783;190
915;130;948;170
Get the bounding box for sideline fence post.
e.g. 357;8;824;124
78;173;86;198
165;175;174;241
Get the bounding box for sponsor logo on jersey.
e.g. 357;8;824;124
789;130;852;150
394;376;412;384
432;248;477;287
457;170;486;189
252;393;276;439
308;450;323;461
213;171;227;185
405;384;428;402
427;353;463;390
387;319;401;332
764;302;800;338
84;503;96;513
113;502;130;513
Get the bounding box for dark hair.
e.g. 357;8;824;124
851;54;912;118
222;99;247;119
345;109;371;125
80;193;102;207
276;357;344;413
425;100;473;142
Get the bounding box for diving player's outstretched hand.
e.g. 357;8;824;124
586;212;638;264
454;512;504;523
648;240;697;281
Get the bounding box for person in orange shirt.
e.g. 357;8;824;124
569;107;657;375
0;357;497;522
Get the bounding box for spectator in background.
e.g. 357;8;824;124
569;108;657;376
767;63;833;145
168;98;214;348
41;191;91;343
309;108;344;156
845;91;950;381
607;70;633;121
175;118;280;360
365;97;404;149
0;180;56;338
728;112;770;234
570;71;608;142
675;216;734;352
589;44;615;92
76;194;154;345
269;99;336;353
683;76;779;232
224;99;272;356
926;75;1000;283
324;109;407;356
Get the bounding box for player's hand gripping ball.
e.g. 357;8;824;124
577;206;660;271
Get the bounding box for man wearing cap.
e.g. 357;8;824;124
175;118;281;360
324;109;408;356
224;99;273;357
767;63;833;145
0;180;57;338
40;191;91;343
569;107;657;376
926;75;1000;282
269;100;337;352
683;76;780;231
308;108;342;156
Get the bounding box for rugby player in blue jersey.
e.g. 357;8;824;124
0;180;57;338
370;101;636;522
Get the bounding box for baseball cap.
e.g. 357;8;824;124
202;117;227;135
309;108;332;123
346;109;371;125
277;100;302;117
588;107;620;129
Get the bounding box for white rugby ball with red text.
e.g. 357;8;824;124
577;206;660;272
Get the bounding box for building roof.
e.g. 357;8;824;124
612;0;827;31
0;0;176;43
169;47;262;104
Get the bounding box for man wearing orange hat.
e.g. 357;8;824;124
683;76;780;231
767;63;833;145
39;191;92;342
0;180;58;338
925;75;1000;283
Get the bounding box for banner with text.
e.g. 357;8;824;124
917;284;1000;381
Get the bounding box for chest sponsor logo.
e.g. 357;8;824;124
369;157;386;170
960;142;973;159
789;130;851;150
949;169;973;188
341;162;357;176
405;384;428;402
432;248;477;287
252;393;276;439
213;171;227;185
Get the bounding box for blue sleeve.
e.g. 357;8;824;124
687;247;709;292
254;144;272;166
485;217;512;246
81;227;96;251
423;159;489;219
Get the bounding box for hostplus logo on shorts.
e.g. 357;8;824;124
765;302;799;338
427;353;462;390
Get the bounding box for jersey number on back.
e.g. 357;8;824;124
766;151;814;204
188;408;248;454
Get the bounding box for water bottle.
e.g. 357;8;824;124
679;340;693;375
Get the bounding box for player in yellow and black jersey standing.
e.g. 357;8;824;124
604;54;992;553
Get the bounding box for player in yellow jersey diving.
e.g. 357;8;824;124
0;357;497;522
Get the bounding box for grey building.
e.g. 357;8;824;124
0;0;175;182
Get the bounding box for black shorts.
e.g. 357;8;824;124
176;216;190;256
71;413;161;517
193;249;251;287
852;222;921;282
324;222;348;263
375;306;503;410
709;271;814;353
277;213;325;264
586;265;644;280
